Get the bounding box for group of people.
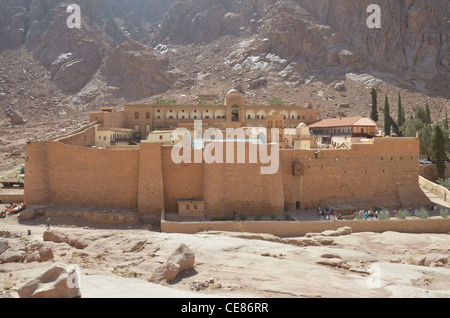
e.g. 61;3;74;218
356;209;386;220
317;206;342;221
316;206;392;221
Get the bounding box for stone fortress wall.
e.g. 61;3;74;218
24;133;430;222
23;90;431;222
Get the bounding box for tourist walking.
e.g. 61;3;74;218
46;218;51;230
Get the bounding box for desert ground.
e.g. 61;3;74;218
0;210;449;299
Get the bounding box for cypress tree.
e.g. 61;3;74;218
431;125;446;179
425;103;432;124
444;108;449;130
397;92;405;136
370;88;378;122
384;94;392;136
415;106;427;123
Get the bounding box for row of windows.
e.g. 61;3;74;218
134;112;316;121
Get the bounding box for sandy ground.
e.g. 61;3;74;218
1;211;449;299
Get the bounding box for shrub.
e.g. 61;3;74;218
254;214;263;221
417;208;429;219
436;178;450;188
378;211;390;220
152;97;177;105
397;209;409;219
268;97;285;106
440;209;449;219
238;213;247;221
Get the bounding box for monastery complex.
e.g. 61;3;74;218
24;90;431;222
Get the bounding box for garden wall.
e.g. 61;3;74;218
161;218;450;237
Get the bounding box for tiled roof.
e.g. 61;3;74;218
308;116;376;128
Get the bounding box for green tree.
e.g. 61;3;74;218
400;117;433;158
444;107;449;130
370;88;378;122
397;92;405;132
415;106;428;123
425;103;432;124
436;120;450;156
384;94;392;136
431;125;447;179
268;97;285;106
390;115;399;136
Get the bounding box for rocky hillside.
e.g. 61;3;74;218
0;0;449;170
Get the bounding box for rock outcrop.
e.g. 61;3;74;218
300;0;450;95
102;41;179;100
1;0;448;102
152;243;195;282
164;243;195;282
43;230;89;250
31;9;113;94
18;262;82;298
153;0;255;45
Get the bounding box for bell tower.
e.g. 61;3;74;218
266;112;285;149
225;89;246;124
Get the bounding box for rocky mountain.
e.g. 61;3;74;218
300;0;450;95
0;0;449;170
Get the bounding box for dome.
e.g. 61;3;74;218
297;123;307;128
227;89;242;96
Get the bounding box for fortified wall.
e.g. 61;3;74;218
280;137;428;210
24;124;430;222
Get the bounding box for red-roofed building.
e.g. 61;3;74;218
309;116;378;148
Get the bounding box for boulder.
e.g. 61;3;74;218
167;243;195;272
10;110;27;125
334;82;346;91
163;243;195;282
338;50;359;65
313;236;335;246
321;230;341;237
248;77;267;89
337;226;352;235
0;250;25;263
43;231;88;249
0;239;8;255
18;209;36;221
18;263;82;298
321;226;352;237
39;247;54;262
164;261;181;282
